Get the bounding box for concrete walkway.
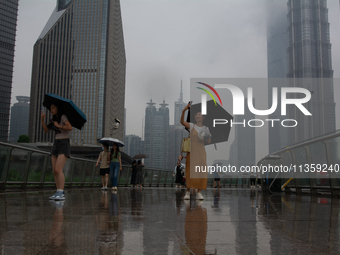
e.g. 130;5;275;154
0;188;339;254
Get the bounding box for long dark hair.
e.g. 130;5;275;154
51;102;64;123
110;145;120;160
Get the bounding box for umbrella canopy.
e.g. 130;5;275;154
189;100;233;145
43;94;87;130
132;154;148;159
99;137;124;147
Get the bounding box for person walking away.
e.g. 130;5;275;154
214;171;221;188
135;160;145;188
180;102;211;200
96;143;110;189
131;160;137;187
173;162;183;188
41;103;72;200
110;144;122;191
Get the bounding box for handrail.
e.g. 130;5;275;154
0;141;174;189
268;130;340;156
0;141;96;163
257;129;340;196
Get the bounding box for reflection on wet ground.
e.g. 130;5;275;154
0;187;340;254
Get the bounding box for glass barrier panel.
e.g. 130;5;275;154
27;153;46;182
143;169;152;185
166;171;174;185
84;162;95;183
279;152;296;188
118;166;129;185
328;137;340;187
0;145;8;182
7;149;30;182
309;142;329;187
73;161;86;183
159;171;167;185
230;178;238;185
63;158;73;183
44;157;54;183
152;171;160;185
294;147;310;186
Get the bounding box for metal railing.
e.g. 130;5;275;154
0;141;176;189
0;141;251;190
257;129;340;196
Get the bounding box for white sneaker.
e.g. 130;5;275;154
196;192;204;200
184;191;190;200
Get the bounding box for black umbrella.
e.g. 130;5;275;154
43;94;87;130
188;100;233;145
132;154;148;160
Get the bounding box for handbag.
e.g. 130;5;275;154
181;136;190;153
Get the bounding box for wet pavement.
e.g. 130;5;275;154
0;187;339;255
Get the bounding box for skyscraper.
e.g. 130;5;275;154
286;0;335;143
266;0;289;153
28;0;126;145
144;99;169;170
174;80;185;126
169;83;187;167
168;125;187;167
125;134;144;159
9;96;30;142
0;0;19;141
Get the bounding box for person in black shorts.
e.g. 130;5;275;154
41;103;72;201
96;143;110;189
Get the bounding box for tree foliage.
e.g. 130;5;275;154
17;135;30;143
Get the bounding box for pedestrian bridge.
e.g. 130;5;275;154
1;187;339;254
2;128;340;254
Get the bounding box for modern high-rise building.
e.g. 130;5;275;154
9;96;29;142
124;134;144;159
0;0;19;141
28;0;126;145
174;80;185;126
266;0;289;153
286;0;335;144
144;99;169;170
168;125;187;167
169;82;187;167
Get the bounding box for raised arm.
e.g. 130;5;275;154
41;111;50;133
180;103;191;130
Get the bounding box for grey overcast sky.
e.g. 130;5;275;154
11;0;340;160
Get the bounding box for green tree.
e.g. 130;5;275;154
17;135;30;143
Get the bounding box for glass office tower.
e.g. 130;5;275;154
0;0;19;141
286;0;335;144
29;0;126;144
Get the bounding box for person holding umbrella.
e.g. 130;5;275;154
42;94;87;201
110;143;122;191
180;102;211;200
41;103;72;201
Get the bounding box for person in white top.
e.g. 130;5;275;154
180;102;211;200
41;103;73;201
